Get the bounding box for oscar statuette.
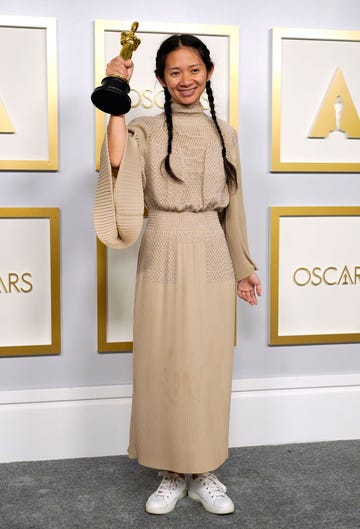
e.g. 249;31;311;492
91;21;141;115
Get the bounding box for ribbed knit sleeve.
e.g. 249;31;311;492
93;130;144;249
222;126;257;281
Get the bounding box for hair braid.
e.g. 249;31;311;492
206;81;238;190
162;87;181;181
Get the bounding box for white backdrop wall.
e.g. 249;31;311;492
1;0;360;461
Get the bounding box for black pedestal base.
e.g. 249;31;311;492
91;76;131;115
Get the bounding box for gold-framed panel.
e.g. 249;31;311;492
271;28;360;172
0;16;58;170
0;208;61;356
97;238;133;353
94;20;239;169
270;206;360;345
95;21;239;352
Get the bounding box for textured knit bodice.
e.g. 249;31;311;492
94;102;256;281
128;102;231;213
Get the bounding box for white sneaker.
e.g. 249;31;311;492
145;471;187;514
188;472;235;514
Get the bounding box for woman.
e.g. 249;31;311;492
94;34;261;516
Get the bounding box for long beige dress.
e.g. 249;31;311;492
94;102;256;474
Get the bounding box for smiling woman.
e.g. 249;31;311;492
157;46;213;105
93;33;261;516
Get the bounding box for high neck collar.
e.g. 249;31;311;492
171;101;204;115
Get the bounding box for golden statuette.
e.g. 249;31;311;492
120;21;141;60
91;21;141;115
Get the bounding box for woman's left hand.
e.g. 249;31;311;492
237;272;262;305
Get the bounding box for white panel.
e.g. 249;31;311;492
281;38;360;163
106;222;145;343
0;218;52;346
0;25;49;159
278;216;360;336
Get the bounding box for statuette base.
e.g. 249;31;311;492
91;76;131;115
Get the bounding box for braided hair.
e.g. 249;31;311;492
155;34;238;189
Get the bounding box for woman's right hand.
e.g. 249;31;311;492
106;56;134;82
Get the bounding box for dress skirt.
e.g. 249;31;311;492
128;210;236;474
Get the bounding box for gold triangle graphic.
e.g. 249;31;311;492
0;98;14;133
309;68;360;139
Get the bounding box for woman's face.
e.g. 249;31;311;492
159;46;213;106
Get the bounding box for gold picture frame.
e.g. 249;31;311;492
270;206;360;345
93;20;239;169
97;238;135;352
0;208;61;356
95;21;239;352
271;28;360;172
0;16;58;170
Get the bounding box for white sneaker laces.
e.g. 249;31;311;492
199;473;227;498
153;471;181;498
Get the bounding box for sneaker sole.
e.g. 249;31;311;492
188;490;235;515
145;488;187;515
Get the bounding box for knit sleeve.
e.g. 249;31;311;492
93;124;145;249
222;127;257;281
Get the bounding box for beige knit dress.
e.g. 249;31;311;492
94;102;256;474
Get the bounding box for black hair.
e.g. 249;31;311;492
155;34;237;189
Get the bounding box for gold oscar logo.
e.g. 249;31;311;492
308;68;360;139
129;88;209;110
129;88;165;109
0;272;33;293
0;98;14;133
293;265;360;286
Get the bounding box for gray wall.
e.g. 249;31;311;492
1;0;359;391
